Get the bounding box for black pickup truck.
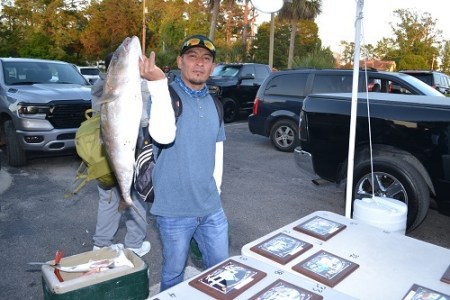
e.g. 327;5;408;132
295;92;450;231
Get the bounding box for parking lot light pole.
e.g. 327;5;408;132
142;0;147;55
250;0;291;69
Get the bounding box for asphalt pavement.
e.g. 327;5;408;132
1;120;449;299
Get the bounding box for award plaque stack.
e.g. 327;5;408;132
149;211;450;300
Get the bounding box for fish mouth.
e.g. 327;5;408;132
121;36;140;54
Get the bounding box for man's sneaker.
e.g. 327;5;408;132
92;243;124;252
127;241;151;257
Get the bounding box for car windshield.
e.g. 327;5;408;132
211;65;240;77
3;61;88;85
398;73;444;96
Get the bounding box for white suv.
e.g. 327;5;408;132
0;57;92;166
77;66;101;84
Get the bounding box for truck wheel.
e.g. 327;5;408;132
353;154;429;231
4;120;27;167
222;98;239;123
270;120;298;152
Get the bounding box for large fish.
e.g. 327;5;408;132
99;36;143;218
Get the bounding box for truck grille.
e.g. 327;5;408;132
46;100;91;129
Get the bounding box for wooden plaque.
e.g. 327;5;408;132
248;279;323;300
402;284;450;300
292;250;359;287
250;233;313;265
293;216;346;241
441;264;450;284
188;259;267;300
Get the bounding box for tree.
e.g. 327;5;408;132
207;0;237;42
441;41;450;73
251;21;290;69
293;45;335;68
340;40;378;67
80;0;141;61
390;9;441;70
338;8;447;72
0;0;89;62
398;54;428;70
340;41;355;68
208;0;221;41
252;18;321;69
278;0;322;69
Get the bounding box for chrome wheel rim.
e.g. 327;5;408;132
275;125;294;148
355;172;408;203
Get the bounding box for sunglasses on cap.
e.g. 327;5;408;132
181;36;216;57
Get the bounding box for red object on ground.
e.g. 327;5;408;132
54;250;64;282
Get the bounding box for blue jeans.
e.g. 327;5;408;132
156;208;229;291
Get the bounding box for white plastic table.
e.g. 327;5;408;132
241;211;450;300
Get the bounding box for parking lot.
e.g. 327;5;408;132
1;120;449;299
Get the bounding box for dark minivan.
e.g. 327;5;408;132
207;63;271;123
248;68;444;152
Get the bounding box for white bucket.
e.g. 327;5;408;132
352;196;408;235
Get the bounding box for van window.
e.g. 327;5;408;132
312;75;353;93
264;73;308;97
254;65;270;81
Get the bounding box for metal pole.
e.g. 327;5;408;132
269;12;275;69
142;0;146;55
345;0;364;218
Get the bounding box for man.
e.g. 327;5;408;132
144;34;228;291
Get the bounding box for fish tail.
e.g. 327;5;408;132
130;203;148;224
118;200;148;225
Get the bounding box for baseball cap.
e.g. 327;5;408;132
180;34;216;60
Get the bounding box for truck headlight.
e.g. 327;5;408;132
208;85;221;95
17;103;51;119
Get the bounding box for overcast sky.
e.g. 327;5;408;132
256;0;450;53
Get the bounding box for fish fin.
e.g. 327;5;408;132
132;203;148;224
114;250;134;268
118;201;147;225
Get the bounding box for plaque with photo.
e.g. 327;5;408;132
292;250;359;287
250;233;313;265
248;279;323;300
441;264;450;284
188;259;267;300
293;216;347;241
402;283;450;300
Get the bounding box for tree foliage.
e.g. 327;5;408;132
279;0;322;68
251;18;323;70
338;8;449;73
80;0;141;62
293;45;335;69
0;2;448;73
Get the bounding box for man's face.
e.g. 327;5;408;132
177;47;215;90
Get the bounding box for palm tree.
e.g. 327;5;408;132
208;0;221;41
279;0;322;68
